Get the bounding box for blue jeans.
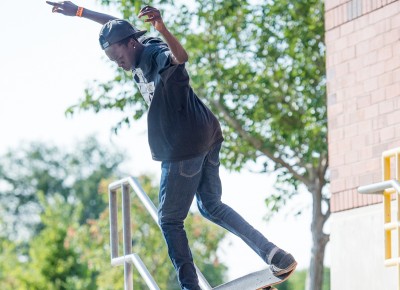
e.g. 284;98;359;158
158;142;277;290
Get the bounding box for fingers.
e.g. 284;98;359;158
46;1;61;7
138;6;160;19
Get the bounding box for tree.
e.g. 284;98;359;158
69;1;328;289
0;230;26;289
23;194;95;290
68;175;227;289
0;140;228;288
0;136;123;240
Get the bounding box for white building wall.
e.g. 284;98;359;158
330;202;397;290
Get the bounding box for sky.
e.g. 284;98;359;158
0;0;328;282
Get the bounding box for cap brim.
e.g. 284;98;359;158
134;30;147;38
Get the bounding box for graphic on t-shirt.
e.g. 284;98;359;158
132;68;155;106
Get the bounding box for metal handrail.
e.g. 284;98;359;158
108;176;212;290
357;179;400;195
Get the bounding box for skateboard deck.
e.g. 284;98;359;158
213;266;296;290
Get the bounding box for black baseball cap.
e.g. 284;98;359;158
99;19;147;50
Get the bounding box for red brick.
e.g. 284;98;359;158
356;95;371;108
359;145;374;160
344;191;352;210
354;11;369;30
343;84;363;99
355;40;371;57
326;0;343;11
340;73;356;89
392;41;400;56
326;54;335;68
370;1;400;23
336;4;345;26
369;61;386;77
391;11;400;28
340;19;355;36
328;103;344;117
331;196;337;212
379;99;396;114
329;141;340;156
362;103;379;119
395;127;400;138
365;131;380;146
363;50;378;67
363;77;378;92
383;29;400;46
344;123;358;138
334;36;349;52
358;170;372;186
330;153;345;167
386;111;399;126
329;127;345;141
385;55;400;71
370;34;385;51
373;143;390;156
378;72;394;87
387;141;400;152
370;87;386;104
377;45;393;62
357;120;372;136
348;58;364;72
338;192;344;211
345;163;355;177
363;0;372;13
385;83;400;99
380;126;395;141
345;151;359;164
325;28;341;44
332;178;346;193
377;18;392;35
341;46;356;61
372;115;388;130
325;10;336;31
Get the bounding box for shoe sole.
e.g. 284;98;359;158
272;261;298;277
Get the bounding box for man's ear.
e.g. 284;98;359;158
129;37;137;47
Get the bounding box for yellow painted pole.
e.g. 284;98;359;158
383;155;392;261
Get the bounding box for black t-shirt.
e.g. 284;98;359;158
133;37;223;161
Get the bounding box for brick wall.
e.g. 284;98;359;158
326;0;400;212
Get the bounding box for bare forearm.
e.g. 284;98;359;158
137;6;188;64
159;28;189;64
81;8;117;25
47;1;117;25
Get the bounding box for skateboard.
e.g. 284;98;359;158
213;265;296;290
257;267;296;290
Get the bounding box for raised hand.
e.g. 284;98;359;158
138;6;166;32
46;1;79;17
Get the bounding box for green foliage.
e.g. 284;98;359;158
0;136;123;240
23;194;95;290
0;141;227;289
278;268;330;290
65;1;329;288
0;236;26;289
66;175;227;289
69;0;327;208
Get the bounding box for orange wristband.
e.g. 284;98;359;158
76;7;84;17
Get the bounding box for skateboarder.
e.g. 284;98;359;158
47;2;297;289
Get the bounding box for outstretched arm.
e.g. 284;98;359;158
46;1;117;24
138;6;189;64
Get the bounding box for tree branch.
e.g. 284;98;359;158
212;99;310;185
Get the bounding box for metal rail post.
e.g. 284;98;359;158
358;147;400;290
109;177;212;290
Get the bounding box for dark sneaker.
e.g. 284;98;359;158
270;251;297;276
